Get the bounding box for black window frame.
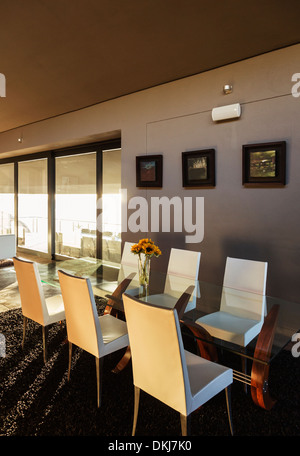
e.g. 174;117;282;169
0;138;121;260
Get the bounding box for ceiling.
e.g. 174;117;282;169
0;0;300;134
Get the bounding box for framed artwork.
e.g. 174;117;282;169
182;149;215;187
242;141;286;187
136;155;163;187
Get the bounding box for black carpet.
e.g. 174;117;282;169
0;299;299;441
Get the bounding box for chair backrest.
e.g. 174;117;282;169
0;234;16;260
223;257;268;295
164;248;201;300
123;293;190;415
167;248;201;279
58;270;103;358
118;241;139;285
221;257;268;320
118;242;138;286
121;242;137;267
220;288;266;321
13;257;47;325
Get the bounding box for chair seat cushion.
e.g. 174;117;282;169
184;350;233;413
45;294;65;325
99;314;129;356
145;293;195;312
196;311;263;347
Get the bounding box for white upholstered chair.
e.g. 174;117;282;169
123;293;233;436
0;234;16;260
116;241;141;295
195;257;268;347
117;241;137;278
145;248;201;313
58;269;129;407
13;256;65;363
93;241;139;298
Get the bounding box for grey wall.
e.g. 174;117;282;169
0;44;300;301
122;45;300;302
143;96;300;301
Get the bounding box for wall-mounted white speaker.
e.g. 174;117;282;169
212;103;241;121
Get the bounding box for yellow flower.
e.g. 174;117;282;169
144;243;155;255
153;246;162;256
131;243;143;254
131;239;162;258
138;238;154;246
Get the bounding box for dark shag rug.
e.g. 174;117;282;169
0;297;299;444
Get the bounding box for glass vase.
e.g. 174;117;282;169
138;255;151;290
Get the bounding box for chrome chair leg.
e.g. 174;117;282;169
96;357;100;408
68;342;72;381
42;326;48;363
22;316;27;349
132;386;140;436
225;386;234;435
180;413;191;436
180;414;187;436
95;357;104;408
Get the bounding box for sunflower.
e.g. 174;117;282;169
131;243;143;254
131;239;161;258
144;243;155;255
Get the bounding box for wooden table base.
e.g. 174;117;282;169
111;346;131;373
250;304;279;410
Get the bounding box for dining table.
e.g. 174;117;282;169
37;256;300;412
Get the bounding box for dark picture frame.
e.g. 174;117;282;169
242;141;286;187
182;149;215;187
136;155;163;187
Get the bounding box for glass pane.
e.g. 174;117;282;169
18;159;48;252
55;152;96;259
0;163;14;235
102;148;121;262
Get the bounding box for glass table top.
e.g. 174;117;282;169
35;257;300;366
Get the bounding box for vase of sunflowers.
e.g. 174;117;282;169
131;239;161;289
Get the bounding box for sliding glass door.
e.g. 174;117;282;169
55;152;97;258
0;163;14;235
0;139;121;260
102;148;121;262
18;158;48;253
